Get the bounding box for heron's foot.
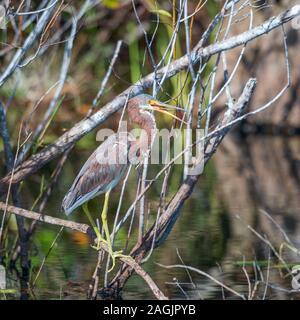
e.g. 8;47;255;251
107;251;132;273
91;234;108;251
107;250;123;272
91;243;107;251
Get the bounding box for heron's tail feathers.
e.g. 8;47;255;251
62;189;77;216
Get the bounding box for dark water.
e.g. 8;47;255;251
4;135;300;300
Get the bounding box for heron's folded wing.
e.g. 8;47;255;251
67;133;130;205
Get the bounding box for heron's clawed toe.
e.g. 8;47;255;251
107;250;130;272
91;236;108;250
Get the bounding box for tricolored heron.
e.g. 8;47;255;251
62;94;181;270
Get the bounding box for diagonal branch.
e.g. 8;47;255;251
0;202;95;238
103;78;257;296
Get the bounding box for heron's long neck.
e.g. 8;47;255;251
140;112;157;148
129;109;157;149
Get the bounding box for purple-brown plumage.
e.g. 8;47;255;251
62;133;134;215
62;94;168;215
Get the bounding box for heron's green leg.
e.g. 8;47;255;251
81;192;130;271
101;190;116;270
83;202;106;250
101;190;128;272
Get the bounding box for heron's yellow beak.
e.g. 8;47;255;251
148;99;186;124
